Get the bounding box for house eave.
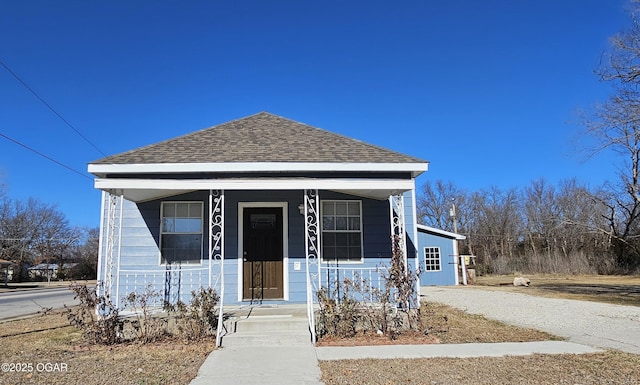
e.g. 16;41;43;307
417;224;466;240
88;162;429;178
94;177;417;202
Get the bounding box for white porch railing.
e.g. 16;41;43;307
118;267;210;309
319;265;387;302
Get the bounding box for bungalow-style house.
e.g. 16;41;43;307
27;263;77;281
417;225;466;286
88;112;428;343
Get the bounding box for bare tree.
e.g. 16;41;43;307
416;178;614;274
581;1;640;270
0;198;75;281
69;227;99;280
417;180;466;232
556;180;614;273
523;179;557;266
467;187;523;273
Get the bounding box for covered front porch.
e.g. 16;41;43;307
96;181;416;345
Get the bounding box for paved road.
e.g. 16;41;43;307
0;287;79;320
421;286;640;354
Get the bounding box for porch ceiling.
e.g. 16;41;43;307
94;178;415;202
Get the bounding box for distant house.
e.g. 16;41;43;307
417;225;466;286
88;112;429;343
28;263;76;280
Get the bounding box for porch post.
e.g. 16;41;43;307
103;192;122;306
209;189;225;347
389;194;408;272
304;189;320;343
114;194;124;309
96;191;106;300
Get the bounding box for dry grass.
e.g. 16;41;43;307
320;351;640;385
0;309;215;385
473;274;640;306
317;302;556;347
320;274;640;385
4;274;640;385
422;301;558;343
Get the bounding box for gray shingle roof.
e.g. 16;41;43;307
91;112;426;165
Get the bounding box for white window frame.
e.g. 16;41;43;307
424;246;441;272
159;201;204;265
321;200;364;264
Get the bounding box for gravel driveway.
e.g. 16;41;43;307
421;286;640;354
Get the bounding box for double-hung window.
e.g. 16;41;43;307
424;247;441;271
160;202;203;264
321;200;363;262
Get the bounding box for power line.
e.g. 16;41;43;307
0;57;108;157
0;132;92;180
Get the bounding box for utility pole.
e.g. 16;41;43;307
450;198;466;285
449;198;458;234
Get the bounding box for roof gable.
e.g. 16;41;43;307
91;112;427;165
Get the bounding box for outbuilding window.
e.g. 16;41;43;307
321;200;363;263
424;247;441;271
160;202;203;264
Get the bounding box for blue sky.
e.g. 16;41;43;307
0;1;630;228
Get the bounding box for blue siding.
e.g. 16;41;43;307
99;189;412;306
418;230;458;286
403;190;417;259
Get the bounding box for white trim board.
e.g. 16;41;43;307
417;224;466;240
95;178;415;191
94;178;417;202
89;162;428;177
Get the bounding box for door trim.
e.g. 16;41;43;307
238;202;289;302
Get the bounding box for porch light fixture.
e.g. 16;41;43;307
298;203;305;215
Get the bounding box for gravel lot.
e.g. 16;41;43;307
421;286;640;354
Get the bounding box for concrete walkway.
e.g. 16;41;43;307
190;345;323;385
188;301;605;385
316;340;600;360
189;340;599;385
189;305;323;385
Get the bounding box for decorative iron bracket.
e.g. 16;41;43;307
209;189;225;347
389;194;408;272
103;192;121;303
304;189;320;342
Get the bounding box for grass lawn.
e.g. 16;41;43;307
320;274;640;385
320;351;640;385
0;310;215;385
2;274;639;385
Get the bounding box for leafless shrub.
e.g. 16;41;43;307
64;282;121;345
169;287;219;341
121;285;168;343
316;236;422;340
316;283;360;338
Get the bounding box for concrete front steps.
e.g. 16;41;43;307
220;304;313;347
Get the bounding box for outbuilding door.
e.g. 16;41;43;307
242;207;284;300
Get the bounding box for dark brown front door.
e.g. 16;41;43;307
243;207;284;301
